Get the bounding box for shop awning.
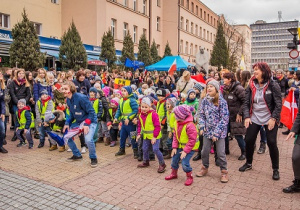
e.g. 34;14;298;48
40;49;59;59
88;60;107;66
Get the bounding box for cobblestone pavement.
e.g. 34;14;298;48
0;126;300;209
0;170;119;210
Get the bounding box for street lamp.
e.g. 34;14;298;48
287;28;299;49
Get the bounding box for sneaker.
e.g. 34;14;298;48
220;170;229;183
58;146;66;152
28;145;33;149
38;143;44;148
67;148;72;152
81;146;87;154
49;145;58;151
239;163;252;172
34;134;40;139
91;158;98;168
67;155;83;161
17;142;26;147
257;143;266;154
110;141;116;147
210;146;214;154
272;169;280;180
0;147;8;153
126;143;131;147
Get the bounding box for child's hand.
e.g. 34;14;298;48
38;123;42;127
16;127;19;131
171;149;177;157
168;132;172;138
136;135;141;142
200;130;204;136
43;122;49;127
124;118;129;125
24;129;28;134
151;137;156;145
180;151;187;159
212;137;218;142
285;132;295;141
132;118;137;125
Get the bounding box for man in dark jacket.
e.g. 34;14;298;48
275;69;288;97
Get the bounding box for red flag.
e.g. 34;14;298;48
191;74;206;86
281;90;298;130
168;60;177;76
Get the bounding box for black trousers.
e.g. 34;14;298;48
245;122;279;170
292;143;300;179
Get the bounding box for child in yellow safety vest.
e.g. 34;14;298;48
107;97;120;147
165;97;177;159
136;97;166;173
35;89;54;148
89;88;103;144
165;105;199;186
15;99;35;148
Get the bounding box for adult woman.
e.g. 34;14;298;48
73;70;91;96
9;69;31;141
222;72;246;160
176;71;195;99
164;76;176;92
239;62;282;181
0;71;7;153
33;68;52;102
214;72;221;81
132;71;141;87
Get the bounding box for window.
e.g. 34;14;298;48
204;11;206;20
200;8;202;18
32;22;42;35
207;31;209;41
143;0;147;14
195;24;198;36
124;0;128;6
186;20;189;31
214;18;216;26
0;13;9;28
51;0;58;3
185;41;188;54
203;29;206;39
157;17;161;31
180;40;183;53
143;28;147;37
180;17;184;29
210;32;212;42
133;25;137;43
191;2;194;13
133;0;137;11
186;0;189;9
200;27;202;38
211;17;213;25
196;6;198;15
190;43;193;55
123;22;128;39
191;22;194;34
207;14;209;23
195;45;198;55
157;0;161;7
111;19;116;38
181;0;184;6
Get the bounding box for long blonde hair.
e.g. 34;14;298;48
35;68;49;84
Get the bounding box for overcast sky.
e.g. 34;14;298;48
201;0;300;26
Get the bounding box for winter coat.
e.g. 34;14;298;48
184;98;199;116
73;79;91;96
4;88;10;116
290;81;300;105
243;76;282;123
99;91;110;122
199;96;229;139
0;88;6;116
276;76;288;97
35;98;54;124
33;79;53;102
15;106;32;129
163;83;176;93
137;110;161;138
115;94;138;122
176;77;194;98
172;115;198;154
9;80;31;105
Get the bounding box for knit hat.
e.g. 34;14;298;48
131;84;137;92
156;88;166;97
137;88;143;95
40;89;48;96
113;89;122;96
102;86;110;97
18;99;26;106
122;86;133;95
89;87;98;95
173;104;194;120
167;97;177;108
141;97;151;107
95;76;102;82
144;88;155;96
91;71;97;76
207;80;220;92
110;97;120;107
187;89;196;97
194;82;204;92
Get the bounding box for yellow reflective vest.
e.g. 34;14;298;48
174;122;199;150
119;98;133;120
139;112;162;140
156;101;165;121
16;110;35;129
92;99;99;114
37;100;54;120
167;111;176;132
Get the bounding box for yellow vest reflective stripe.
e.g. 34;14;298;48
92;99;99;114
109;108;113;119
156;101;165;121
37;100;54;119
66;108;76;123
16;110;35;129
174;122;199;150
167;111;176;131
52;124;62;131
139;112;162;140
119;98;133;119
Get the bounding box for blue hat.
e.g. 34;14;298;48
40;89;48;96
187;89;196;97
137;88;143;95
89;87;98;94
122;86;132;95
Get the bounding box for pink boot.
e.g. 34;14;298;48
165;168;178;180
210;145;214;154
185;172;193;186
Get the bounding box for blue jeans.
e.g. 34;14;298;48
93;122;100;142
166;133;173;151
260;126;267;143
119;122;138;149
38;125;51;144
235;135;246;151
0;119;5;147
171;149;195;172
67;123;97;159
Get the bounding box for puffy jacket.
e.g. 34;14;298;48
9;80;31;105
276;76;288;97
243;76;282;123
33;80;53;102
115;94;138;121
65;92;97;126
223;81;245;122
73;79;91;96
98;91;110;122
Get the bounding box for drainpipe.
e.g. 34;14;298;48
178;0;180;55
149;0;152;45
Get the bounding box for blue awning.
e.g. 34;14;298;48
88;55;100;60
40;49;59;59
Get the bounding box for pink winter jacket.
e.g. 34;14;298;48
137;110;161;139
172;115;197;154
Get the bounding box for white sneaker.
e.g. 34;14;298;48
81;146;87;154
67;148;72;152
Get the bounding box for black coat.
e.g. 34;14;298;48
243;77;282;123
276;77;288;96
9;80;31;105
73;79;91;95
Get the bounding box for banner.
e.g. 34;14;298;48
114;78;131;89
281;90;298;130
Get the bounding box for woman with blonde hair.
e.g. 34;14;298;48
33;68;52;102
57;71;66;83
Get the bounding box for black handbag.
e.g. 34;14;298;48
230;121;246;136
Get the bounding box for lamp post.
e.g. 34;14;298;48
287;28;299;50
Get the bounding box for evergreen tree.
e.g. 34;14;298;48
100;30;117;68
59;21;87;70
137;34;152;66
120;31;135;64
210;23;229;70
150;40;161;64
9;9;45;71
163;41;172;57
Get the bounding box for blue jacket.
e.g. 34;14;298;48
90;99;103;120
33;81;53;102
15;107;32;129
0;89;5;115
115;94;138;121
73;79;91;96
65;93;97;126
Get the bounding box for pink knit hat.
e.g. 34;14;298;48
173;105;194;120
102;86;110;97
110;97;120;107
113;89;122;96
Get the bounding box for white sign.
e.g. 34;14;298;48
289;49;299;59
289;59;299;64
289;64;298;68
0;33;10;39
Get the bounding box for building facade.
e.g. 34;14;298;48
250;20;299;71
0;0;249;70
235;24;252;71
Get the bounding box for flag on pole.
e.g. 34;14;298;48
191;74;206;87
168;59;177;76
281;90;298;130
239;55;246;71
